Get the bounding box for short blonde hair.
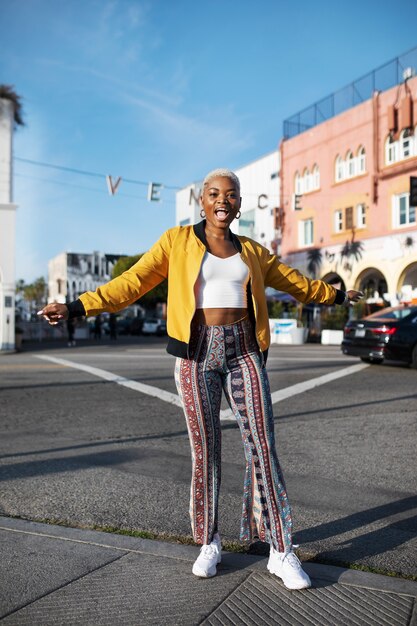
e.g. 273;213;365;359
202;168;240;194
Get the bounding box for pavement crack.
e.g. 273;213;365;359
0;550;128;621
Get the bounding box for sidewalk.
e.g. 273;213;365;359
1;516;416;625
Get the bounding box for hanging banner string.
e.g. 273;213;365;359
14;156;180;201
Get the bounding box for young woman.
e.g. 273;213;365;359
39;169;363;590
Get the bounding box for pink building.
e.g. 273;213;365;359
279;51;417;305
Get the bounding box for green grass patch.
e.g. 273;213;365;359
6;514;416;582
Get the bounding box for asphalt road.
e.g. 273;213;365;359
1;336;416;577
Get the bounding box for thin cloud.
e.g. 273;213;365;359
122;92;253;158
36;58;181;108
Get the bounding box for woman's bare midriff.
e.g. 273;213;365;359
193;308;248;326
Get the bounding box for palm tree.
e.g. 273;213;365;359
0;85;24;128
340;240;351;261
340;239;364;263
23;277;47;311
307;248;323;278
15;279;25;294
349;240;364;262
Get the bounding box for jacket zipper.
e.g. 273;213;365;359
239;253;265;367
187;247;206;360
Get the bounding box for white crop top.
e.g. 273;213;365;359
194;252;249;308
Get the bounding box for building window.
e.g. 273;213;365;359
356;203;366;228
334;210;343;232
345;206;353;230
399;129;413;160
393;193;416;228
312;164;320;189
385;135;398;164
357;146;366;173
299;218;314;246
294;171;302;194
385;129;416;165
307;169;314;192
335;146;367;182
239;209;255;237
334;205;365;232
346;151;355;178
302;168;309;193
335;155;344;182
294;166;320;194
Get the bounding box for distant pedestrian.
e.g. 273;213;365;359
38;168;363;590
93;314;102;340
109;313;117;340
66;318;76;347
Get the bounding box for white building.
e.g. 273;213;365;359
48;251;126;304
0;97;18;351
176;151;280;252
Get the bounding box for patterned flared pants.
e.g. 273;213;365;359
174;317;292;552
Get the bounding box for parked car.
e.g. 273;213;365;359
341;305;417;367
116;317;133;335
142;318;167;336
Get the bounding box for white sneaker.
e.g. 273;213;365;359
192;533;222;578
267;546;311;590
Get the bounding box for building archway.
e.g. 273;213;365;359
322;272;346;292
398;262;417;302
355;267;388;298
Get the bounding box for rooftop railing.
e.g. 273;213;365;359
283;45;417;139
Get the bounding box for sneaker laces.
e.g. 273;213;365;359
281;550;302;570
200;543;219;560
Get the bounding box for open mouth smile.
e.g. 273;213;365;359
214;207;230;220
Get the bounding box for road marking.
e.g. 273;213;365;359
50;354;173;359
219;362;370;420
35;355;369;422
0;363;68;369
48;353;351;362
267;356;352;362
35;355;183;409
270;363;369;403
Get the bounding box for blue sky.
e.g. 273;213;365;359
1;0;417;282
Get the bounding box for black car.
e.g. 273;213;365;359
341;305;417;367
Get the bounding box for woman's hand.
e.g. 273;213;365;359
346;290;364;305
37;303;69;325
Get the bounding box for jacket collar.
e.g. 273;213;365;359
193;220;242;253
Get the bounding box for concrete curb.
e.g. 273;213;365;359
2;515;416;597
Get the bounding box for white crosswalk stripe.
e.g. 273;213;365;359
35;355;368;422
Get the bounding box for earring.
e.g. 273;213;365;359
200;209;206;218
236;211;241;219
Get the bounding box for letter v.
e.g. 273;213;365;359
106;175;122;195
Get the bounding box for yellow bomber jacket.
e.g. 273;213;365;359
74;221;343;358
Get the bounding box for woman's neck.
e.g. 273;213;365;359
205;225;230;241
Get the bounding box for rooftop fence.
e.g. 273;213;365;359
283;45;417;139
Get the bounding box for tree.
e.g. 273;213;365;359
15;279;25;295
0;85;24;128
21;277;47;310
340;229;364;273
307;248;322;278
112;254;168;309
